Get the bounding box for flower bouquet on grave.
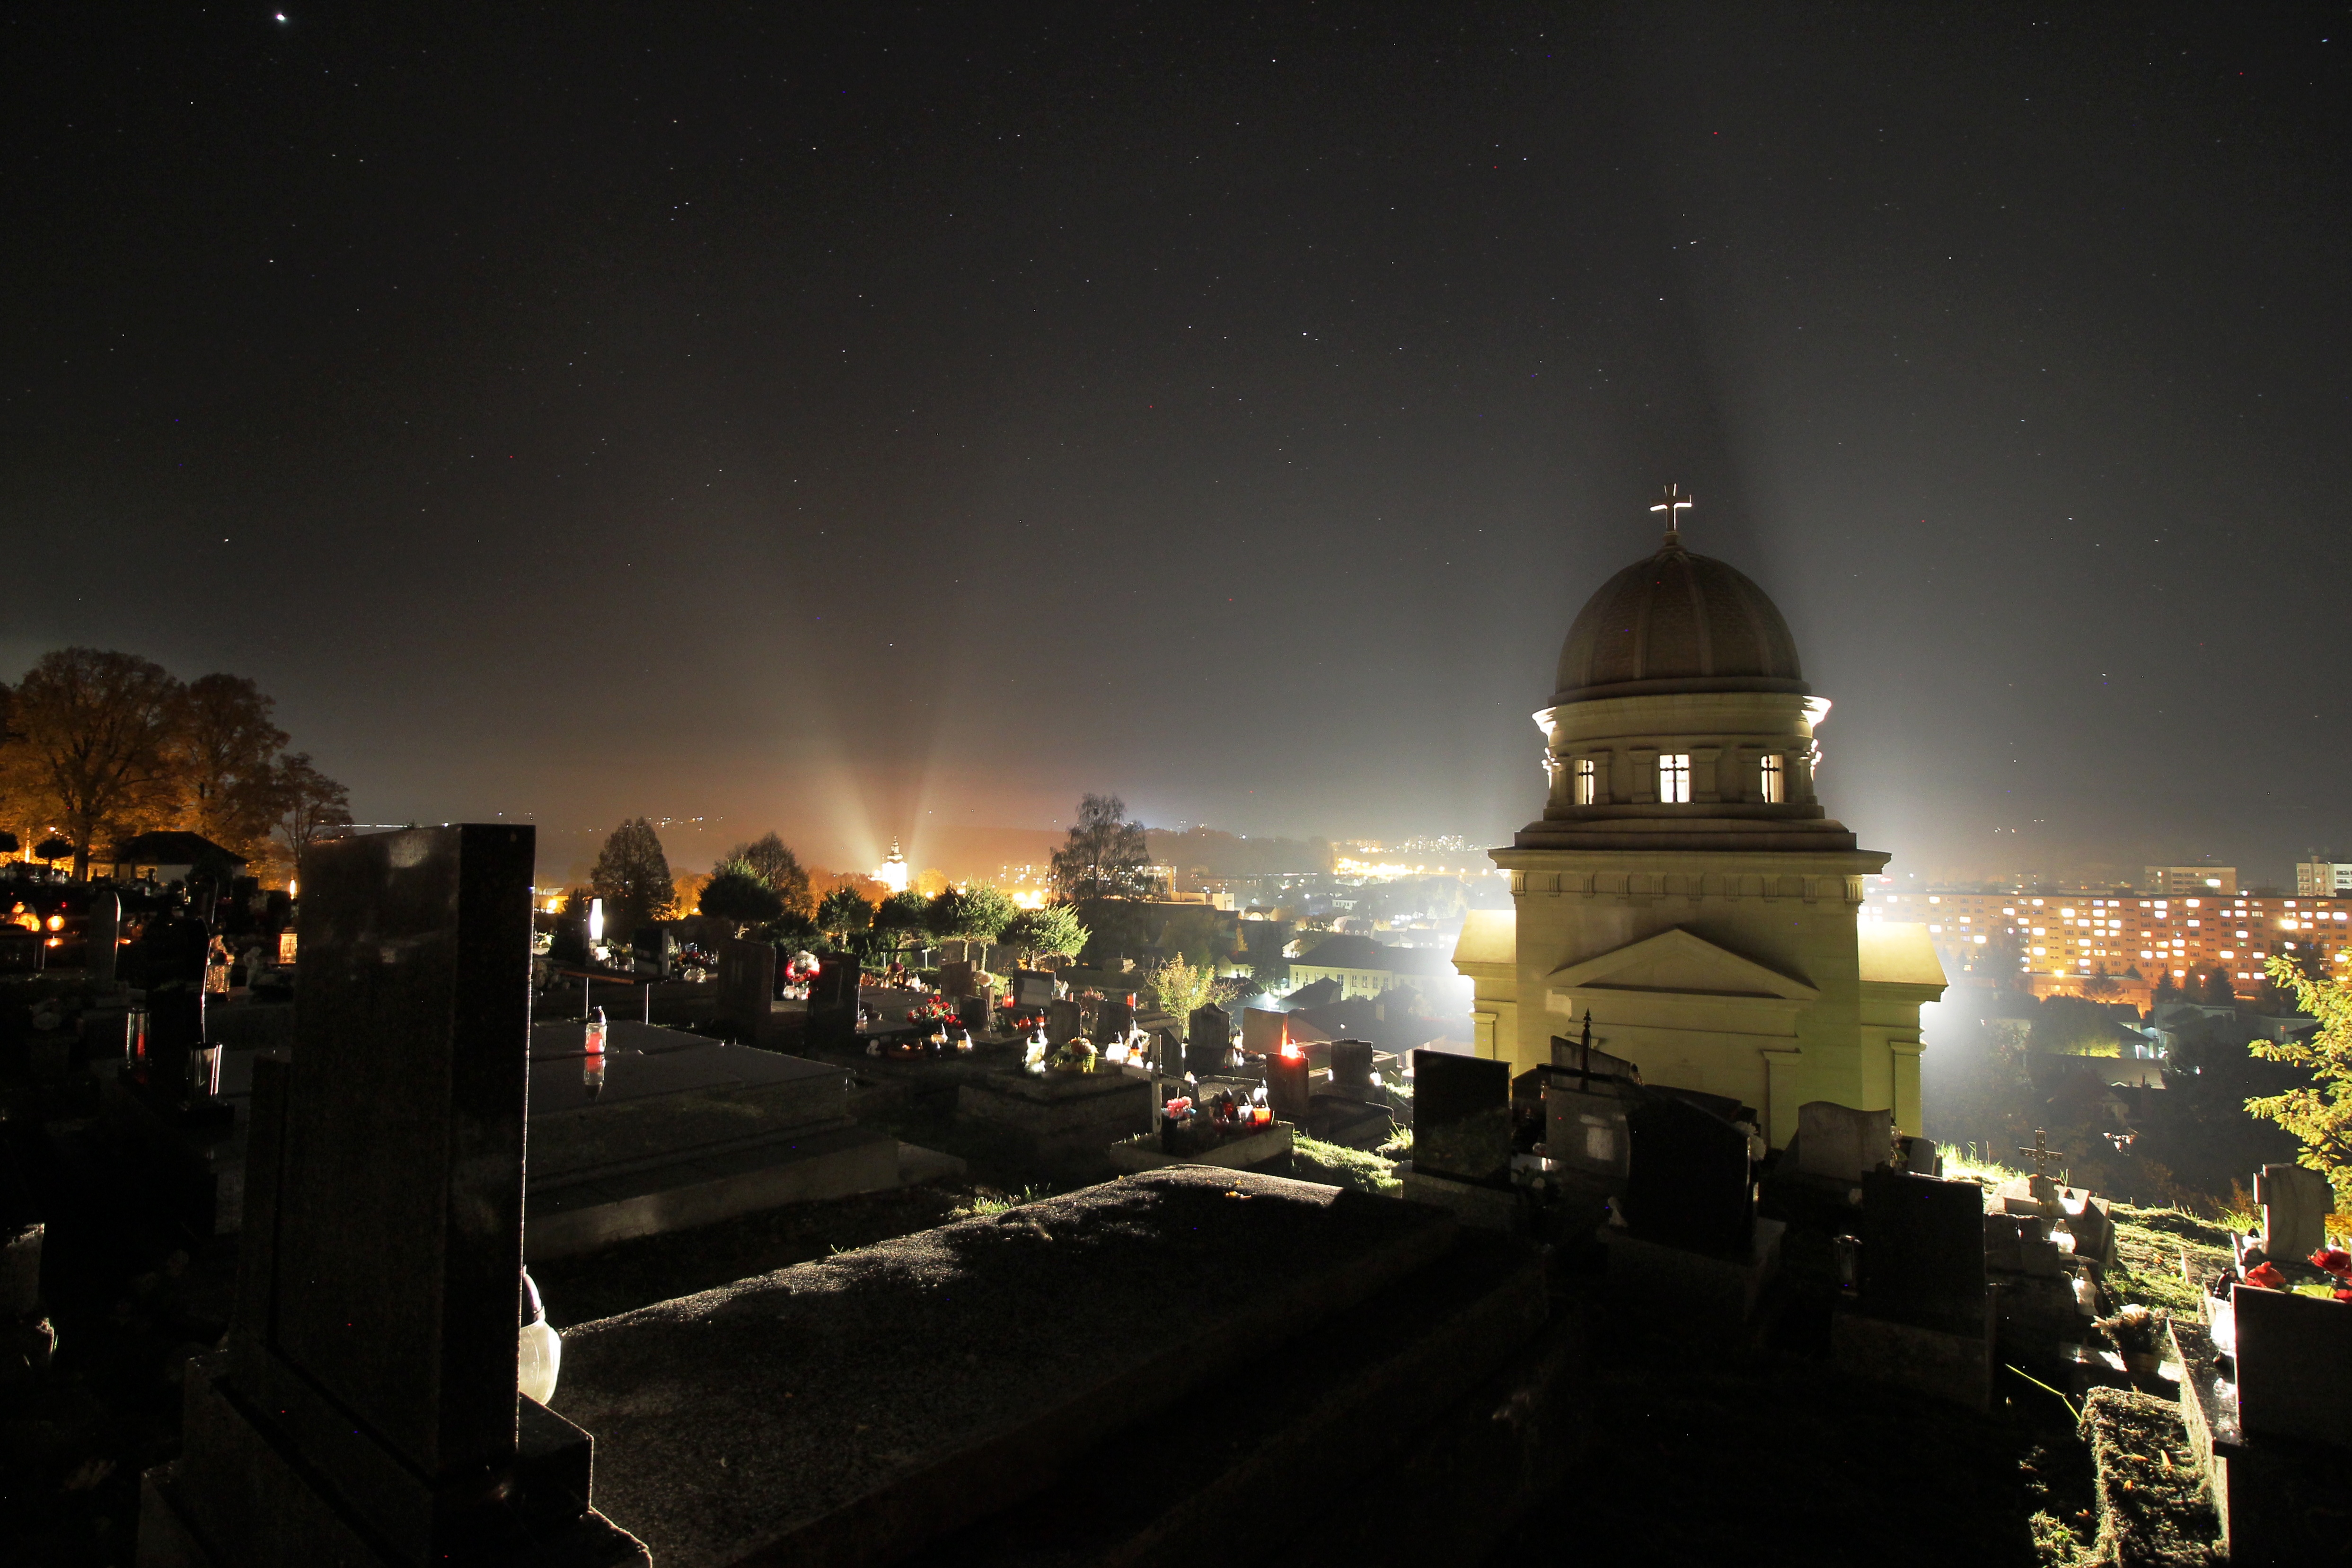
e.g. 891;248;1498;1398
1046;1038;1098;1074
908;995;960;1028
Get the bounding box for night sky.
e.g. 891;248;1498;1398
8;5;2349;884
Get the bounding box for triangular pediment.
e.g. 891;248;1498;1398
1544;927;1820;1002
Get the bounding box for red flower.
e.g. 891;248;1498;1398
2244;1261;2288;1290
2312;1249;2352;1277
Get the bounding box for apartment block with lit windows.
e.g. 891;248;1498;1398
1860;887;2350;991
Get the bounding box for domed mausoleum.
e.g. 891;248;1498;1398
1451;491;1946;1145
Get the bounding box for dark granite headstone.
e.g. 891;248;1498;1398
1047;999;1084;1047
1860;1170;1988;1335
716;937;776;1037
87;890;121;987
1187;1003;1230;1077
1013;969;1056;1008
1096;998;1135;1040
811;951;863;1011
940;960;976;998
1622;1092;1754;1257
631;925;674;979
135;908;211;1101
1265;1050;1312;1124
139;824;645;1565
1544;1069;1634;1188
1330;1039;1376;1096
1411;1051;1512;1185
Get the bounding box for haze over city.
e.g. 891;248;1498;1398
9;6;2348;887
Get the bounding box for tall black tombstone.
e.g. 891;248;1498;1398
134;905;212;1103
1410;1051;1513;1185
137;825;645;1567
1621;1092;1755;1257
1185;1003;1230;1077
806;950;862;1048
1860;1169;1989;1336
87;890;122;987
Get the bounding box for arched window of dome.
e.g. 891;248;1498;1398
1760;753;1785;804
1573;758;1598;806
1658;754;1692;804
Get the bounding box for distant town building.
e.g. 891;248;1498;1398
1289;933;1465;1006
1863;886;2349;992
2142;864;2237;896
2296;859;2352;898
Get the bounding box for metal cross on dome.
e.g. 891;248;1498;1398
1651;483;1693;535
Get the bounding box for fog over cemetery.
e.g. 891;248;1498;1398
9;8;2352;1568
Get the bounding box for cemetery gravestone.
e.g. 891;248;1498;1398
87;890;121;987
1265;1051;1312;1124
940;960;976;999
1793;1101;1894;1185
1187;1004;1229;1077
1621;1093;1754;1257
631;925;674;979
716;937;777;1039
1860;1170;1988;1335
137;908;213;1103
1096;998;1135;1040
1241;1008;1289;1060
1412;1051;1513;1185
2256;1163;2331;1263
1329;1040;1376;1099
1047;999;1084;1046
1013;969;1056;1009
138;824;645;1566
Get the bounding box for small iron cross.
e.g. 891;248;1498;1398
2017;1128;2066;1178
1651;483;1693;534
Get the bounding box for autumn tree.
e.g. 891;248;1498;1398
3;649;184;878
274;752;352;869
1048;793;1155;901
1144;952;1213;1024
590;818;677;935
175;673;291;859
725;831;813;917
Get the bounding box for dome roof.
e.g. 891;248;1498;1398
1552;534;1806;704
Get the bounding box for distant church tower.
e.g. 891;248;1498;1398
876;839;909;896
1451;487;1946;1146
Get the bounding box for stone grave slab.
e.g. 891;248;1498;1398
1046;998;1083;1046
1106;1121;1294;1172
523;1030;903;1260
902;1230;1561;1568
1264;1048;1312;1123
550;1168;1462;1568
1599;1216;1787;1327
955;1069;1153;1166
1185;1002;1229;1076
1011;969;1056;1009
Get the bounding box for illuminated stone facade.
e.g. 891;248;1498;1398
1452;506;1946;1145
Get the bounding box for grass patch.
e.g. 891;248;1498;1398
2106;1203;2234;1316
951;1184;1049;1218
1944;1146;2029;1188
1283;1134;1401;1196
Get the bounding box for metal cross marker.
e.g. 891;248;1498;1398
1651;483;1693;535
2017;1128;2066;1177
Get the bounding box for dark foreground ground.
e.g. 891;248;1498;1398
8;1041;2228;1567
